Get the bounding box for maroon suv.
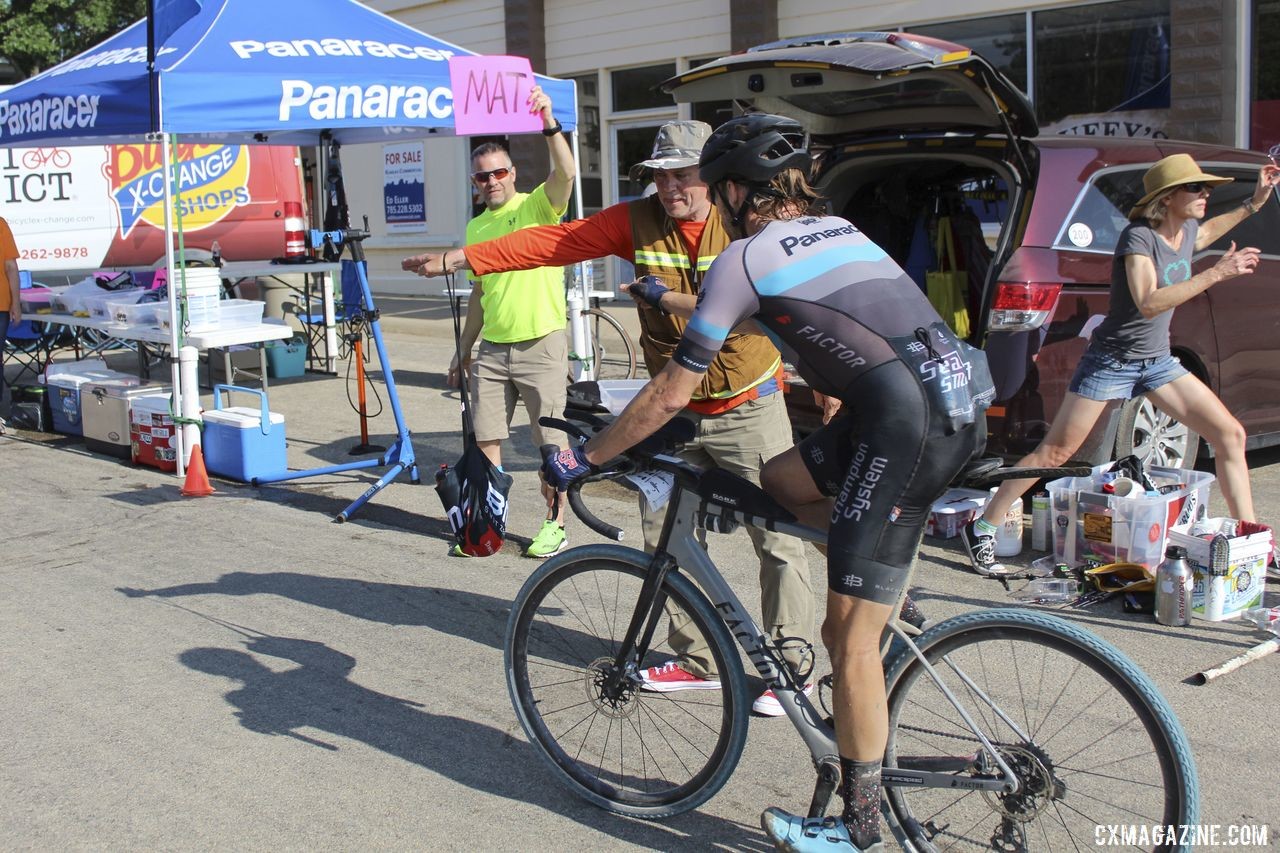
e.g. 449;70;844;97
665;33;1280;468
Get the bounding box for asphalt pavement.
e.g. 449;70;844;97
2;297;1277;850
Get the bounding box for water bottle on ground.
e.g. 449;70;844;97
1240;606;1280;635
1154;545;1193;627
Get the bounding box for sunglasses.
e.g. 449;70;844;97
1269;143;1280;165
472;167;512;183
1178;182;1210;194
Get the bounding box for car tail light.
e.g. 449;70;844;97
987;281;1062;331
283;201;308;257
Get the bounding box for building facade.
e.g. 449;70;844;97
351;0;1273;295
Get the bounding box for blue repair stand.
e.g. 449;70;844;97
252;224;420;521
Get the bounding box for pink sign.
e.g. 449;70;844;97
448;55;545;136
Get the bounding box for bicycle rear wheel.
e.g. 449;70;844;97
584;307;638;380
505;544;749;818
883;609;1197;852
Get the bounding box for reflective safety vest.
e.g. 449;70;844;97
628;195;781;405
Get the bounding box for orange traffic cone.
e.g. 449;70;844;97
181;443;216;497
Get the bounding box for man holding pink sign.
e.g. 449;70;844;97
425;82;577;559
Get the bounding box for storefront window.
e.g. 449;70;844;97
569;74;602;214
611;63;676;112
912;14;1028;94
1033;0;1170;128
1251;1;1280;152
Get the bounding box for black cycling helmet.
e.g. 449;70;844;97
698;113;810;187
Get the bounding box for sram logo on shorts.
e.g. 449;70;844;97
109;143;251;237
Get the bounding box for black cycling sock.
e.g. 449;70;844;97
840;756;883;850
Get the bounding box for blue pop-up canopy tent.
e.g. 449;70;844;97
0;0;576;146
0;0;582;502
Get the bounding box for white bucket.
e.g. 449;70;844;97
990;489;1024;557
175;267;222;330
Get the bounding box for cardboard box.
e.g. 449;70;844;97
1046;464;1213;569
1168;519;1270;621
926;488;990;539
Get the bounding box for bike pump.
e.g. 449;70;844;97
252;219;419;521
347;328;386;457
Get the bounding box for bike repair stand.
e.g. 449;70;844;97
252;221;419;521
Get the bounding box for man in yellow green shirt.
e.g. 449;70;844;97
448;85;576;558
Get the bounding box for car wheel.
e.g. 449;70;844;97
1114;396;1199;469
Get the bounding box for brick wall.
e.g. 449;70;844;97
1167;0;1239;144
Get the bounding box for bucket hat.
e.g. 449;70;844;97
1129;153;1232;218
637;121;713;171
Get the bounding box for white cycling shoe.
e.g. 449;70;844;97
760;807;884;852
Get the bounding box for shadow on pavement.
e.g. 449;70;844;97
179;634;761;850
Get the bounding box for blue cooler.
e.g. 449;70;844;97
201;385;287;482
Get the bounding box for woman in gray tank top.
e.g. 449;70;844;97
961;153;1278;576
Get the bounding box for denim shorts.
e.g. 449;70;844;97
1068;345;1188;401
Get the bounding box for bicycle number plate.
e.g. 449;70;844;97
626;469;676;510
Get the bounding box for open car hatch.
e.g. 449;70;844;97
661;32;1038;140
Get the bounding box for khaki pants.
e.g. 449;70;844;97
470;331;569;449
641;391;814;679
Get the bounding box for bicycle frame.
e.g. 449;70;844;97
621;454;1020;806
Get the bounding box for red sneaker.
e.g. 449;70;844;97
639;660;721;692
752;682;815;716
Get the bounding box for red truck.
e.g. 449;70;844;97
1;142;309;280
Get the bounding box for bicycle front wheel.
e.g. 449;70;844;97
883;609;1198;852
505;544;750;818
584;307;638;380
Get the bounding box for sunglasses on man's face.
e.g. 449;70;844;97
1179;182;1210;194
472;167;512;184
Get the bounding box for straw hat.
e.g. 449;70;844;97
1129;153;1232;218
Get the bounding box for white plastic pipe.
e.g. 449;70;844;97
178;345;201;468
567;284;592;383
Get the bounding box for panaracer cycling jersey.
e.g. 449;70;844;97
675;214;995;604
675;215;994;429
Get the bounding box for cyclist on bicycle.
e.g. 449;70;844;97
544;114;994;852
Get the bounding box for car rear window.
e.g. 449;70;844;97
1053;168;1146;254
1054;162;1278;256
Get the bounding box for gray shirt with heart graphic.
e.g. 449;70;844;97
1093;218;1198;359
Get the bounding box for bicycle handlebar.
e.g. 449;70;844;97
540;440;626;541
538;414;698;542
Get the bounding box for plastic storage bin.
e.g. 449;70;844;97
201;384;286;482
83;288;142;322
130;393;179;472
81;379;169;459
265;336;306;379
218;299;266;330
203;345;263;388
1168;519;1271;621
925;488;989;539
1046;463;1214;568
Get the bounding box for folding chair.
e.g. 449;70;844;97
4;272;55;384
284;260;365;368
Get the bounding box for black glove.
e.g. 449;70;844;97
628;275;670;314
542;443;595;492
